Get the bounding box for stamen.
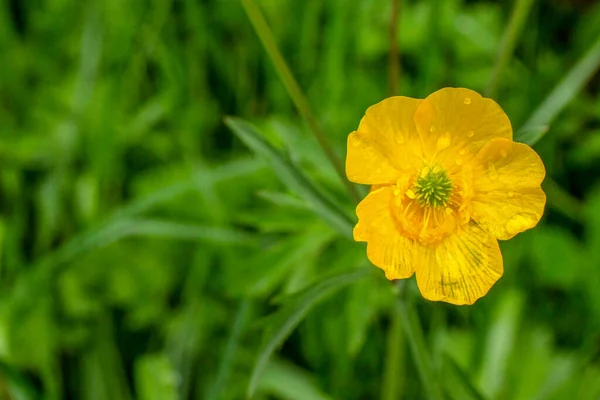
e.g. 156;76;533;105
413;165;453;208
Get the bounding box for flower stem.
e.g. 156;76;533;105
240;0;359;204
382;300;405;400
388;0;401;96
395;282;443;400
485;0;535;98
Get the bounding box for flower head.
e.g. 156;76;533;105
347;88;546;305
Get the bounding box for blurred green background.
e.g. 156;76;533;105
1;0;600;399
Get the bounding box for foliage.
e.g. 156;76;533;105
1;0;600;399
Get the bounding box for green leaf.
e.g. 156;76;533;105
477;290;524;399
442;354;486;400
224;117;354;239
134;354;178;400
206;301;251;400
247;267;371;398
258;357;335;400
517;36;600;145
395;285;444;400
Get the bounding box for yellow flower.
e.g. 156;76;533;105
346;88;546;305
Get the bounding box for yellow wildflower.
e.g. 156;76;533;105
347;88;546;305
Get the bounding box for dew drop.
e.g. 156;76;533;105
506;215;529;235
455;158;463;165
459;149;466;155
463;97;471;105
436;132;451;150
500;149;508;158
395;135;405;145
467;131;474;138
487;163;499;181
430;125;436;132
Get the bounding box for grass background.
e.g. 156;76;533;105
1;0;600;399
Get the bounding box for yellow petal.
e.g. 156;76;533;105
354;187;415;279
346;132;402;185
414;88;512;170
415;222;503;305
347;96;423;185
470;138;546;240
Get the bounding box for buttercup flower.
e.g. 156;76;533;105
347;88;546;305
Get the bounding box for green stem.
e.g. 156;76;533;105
396;283;443;400
543;178;582;222
240;0;359;204
485;0;535;98
207;300;250;400
382;300;405;400
388;0;401;96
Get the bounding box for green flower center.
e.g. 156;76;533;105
413;166;453;207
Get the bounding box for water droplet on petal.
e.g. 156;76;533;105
487;163;499;181
500;149;508;158
455;158;463;165
459;149;466;155
436;132;451;150
395;135;405;145
430;125;436;132
506;215;530;235
467;131;474;138
463;97;471;105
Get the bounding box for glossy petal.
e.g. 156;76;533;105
415;222;503;305
346;132;403;185
414;88;512;171
347;96;423;185
354;187;415;280
470;138;546;240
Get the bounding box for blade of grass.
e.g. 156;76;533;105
206;300;251;400
240;0;359;204
247;268;371;398
517;36;600;145
395;283;443;400
485;0;536;97
225;117;354;239
442;354;486;400
259;358;335;400
543;178;583;222
381;301;405;400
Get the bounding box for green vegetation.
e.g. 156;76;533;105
1;0;600;399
